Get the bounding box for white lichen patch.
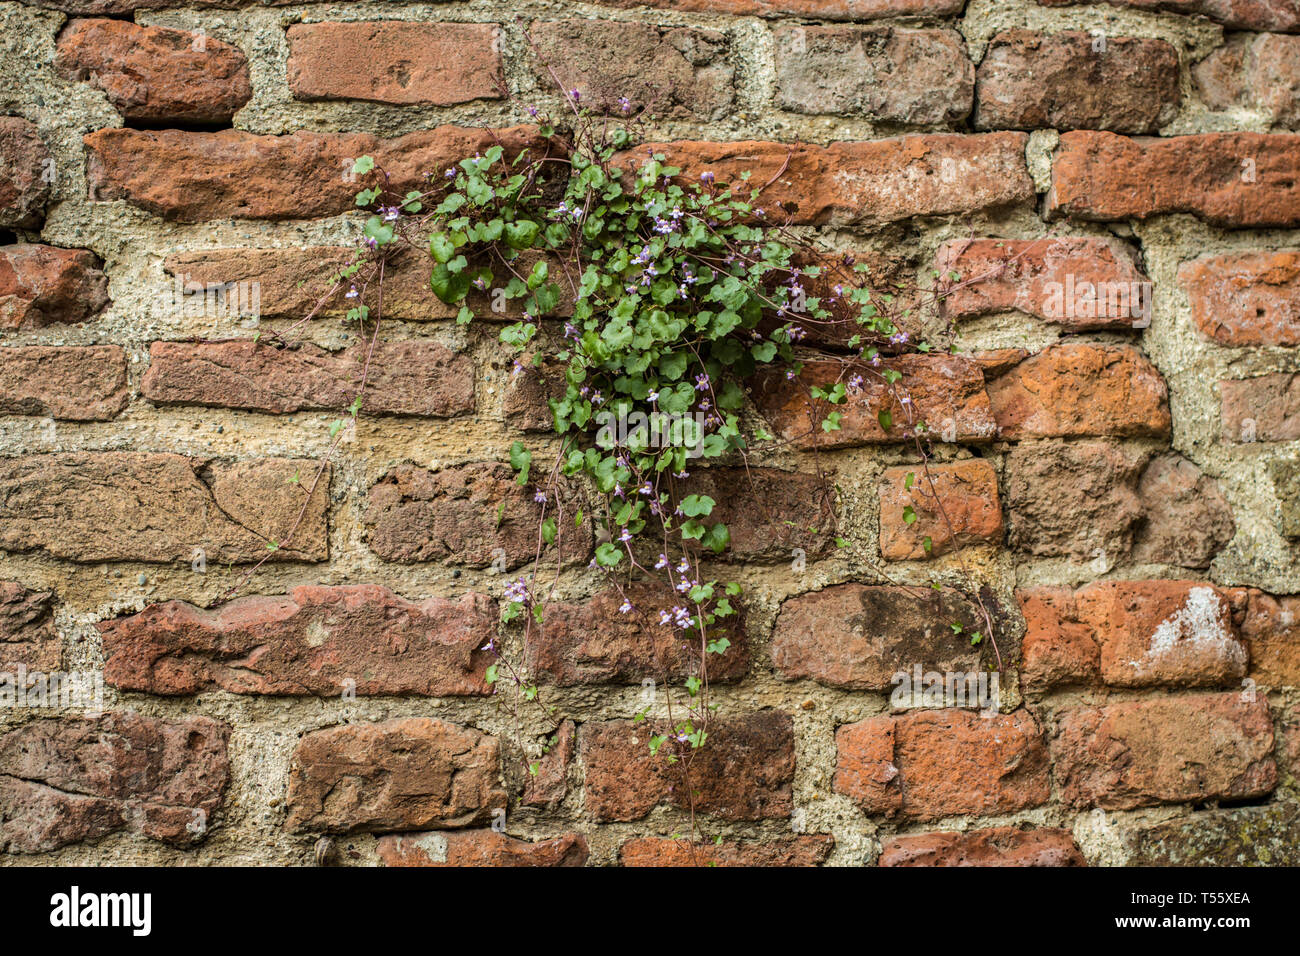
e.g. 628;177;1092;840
1126;586;1246;679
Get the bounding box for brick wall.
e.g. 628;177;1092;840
1;0;1298;867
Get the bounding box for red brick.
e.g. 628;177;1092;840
0;711;230;853
285;718;506;833
835;709;1050;820
0;582;58;672
525;581;748;686
755;355;997;449
771;584;984;690
621;834;834;867
530;20;733;120
879;827;1085;866
378;830;588;867
142;339;474;417
1038;0;1300;32
1222;374;1300;442
365;462;592;570
1196;34;1300;128
986;344;1171;440
160;245;536;323
85;125;546;222
680;466;837;561
1018;587;1100;693
1004;440;1149;560
0;245;110;330
1240;589;1300;687
1179;249;1300;347
976;30;1179;133
773;25;972;124
581;712;794;821
1053;693;1277;810
0;346;127;421
1130;454;1236;568
935;237;1150;329
55;18;251;123
614;133;1033;227
1047;132;1300;228
593;0;965;17
0;452;329;564
100;585;496;697
0;117;50;229
879;459;1003;560
287;21;502;107
1024;581;1246;689
523;719;574;807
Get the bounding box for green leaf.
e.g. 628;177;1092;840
595;542;623;567
680;494;715;518
509;442;532;485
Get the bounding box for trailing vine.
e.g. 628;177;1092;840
223;79;1010;841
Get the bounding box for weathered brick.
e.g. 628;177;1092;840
523;719;573;807
1130;453;1235;568
1005;440;1149;561
615;133;1033;227
85;125;546;222
755;355;997;449
879;459;1003;560
285;718;506;833
378;830;588;867
0;582;57;671
55;18;251;123
986;345;1171;440
936;237;1150;329
0;711;230;853
100;585;496;697
1018;587;1101;691
976;30;1179;133
682;466;836;561
0;346;127;421
835;709;1050;820
1123;803;1300;866
1038;0;1300;32
879;827;1085;866
531;20;733;120
0;245;110;330
593;0;966;18
364;462;591;569
1047;132;1300;228
621;834;834;867
1179;249;1300;347
0;117;50;229
773;25;972;124
581;712;794;821
287;21;502;107
0;452;329;564
1022;581;1246;690
1222;373;1300;442
1196;34;1300;128
1055;694;1277;810
525;581;748;686
141;340;474;417
1240;589;1300;687
771;583;984;690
